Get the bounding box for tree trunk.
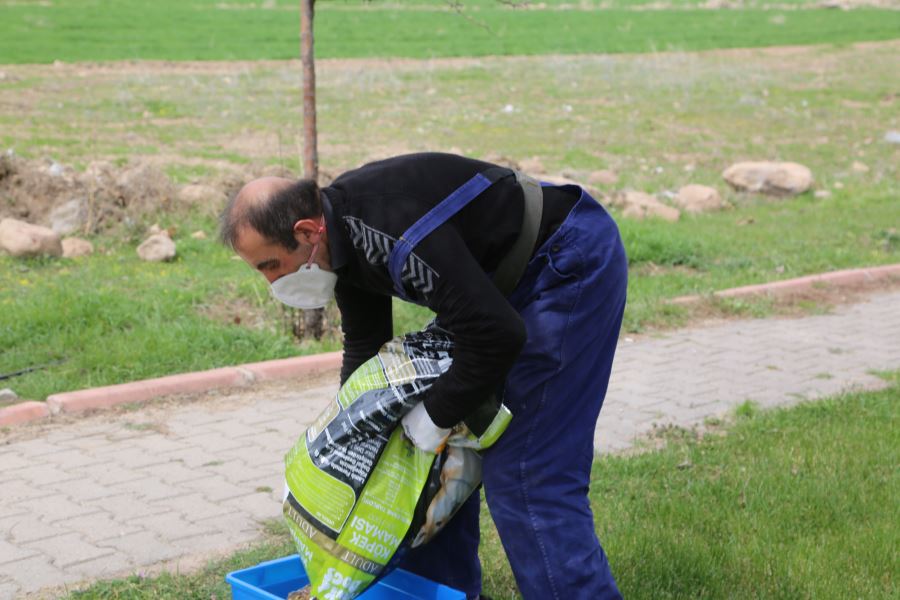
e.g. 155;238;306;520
300;0;318;182
298;0;324;340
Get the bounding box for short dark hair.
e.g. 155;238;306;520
219;179;321;251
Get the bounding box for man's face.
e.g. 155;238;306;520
233;226;309;284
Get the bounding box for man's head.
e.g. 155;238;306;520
220;177;331;283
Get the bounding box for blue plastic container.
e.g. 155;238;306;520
226;555;466;600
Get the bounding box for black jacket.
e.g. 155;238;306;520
322;152;576;428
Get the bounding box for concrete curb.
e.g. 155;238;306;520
3;351;342;427
0;401;50;427
669;263;900;306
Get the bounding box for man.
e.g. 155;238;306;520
220;152;628;599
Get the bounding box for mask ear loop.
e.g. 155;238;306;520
304;219;327;269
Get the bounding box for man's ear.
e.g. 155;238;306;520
292;219;323;245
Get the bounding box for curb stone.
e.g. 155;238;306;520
7;351;343;427
0;401;50;426
5;262;899;428
668;263;900;305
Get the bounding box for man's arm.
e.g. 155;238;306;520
405;222;527;429
334;279;393;385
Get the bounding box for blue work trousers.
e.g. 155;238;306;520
400;188;627;599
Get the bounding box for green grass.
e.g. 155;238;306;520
2;40;898;398
0;0;899;63
0;208;437;400
64;376;899;599
0;215;337;400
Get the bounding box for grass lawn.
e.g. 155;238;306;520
63;373;899;599
1;1;899;63
2;39;898;399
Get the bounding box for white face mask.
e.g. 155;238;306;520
270;228;337;310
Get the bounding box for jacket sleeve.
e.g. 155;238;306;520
404;222;527;429
334;279;394;386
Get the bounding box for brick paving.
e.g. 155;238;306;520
1;291;898;598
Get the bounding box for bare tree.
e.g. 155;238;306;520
300;0;318;182
294;0;326;341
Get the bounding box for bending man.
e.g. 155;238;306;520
220;152;628;600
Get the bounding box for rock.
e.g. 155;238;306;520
587;170;619;186
519;156;546;175
613;191;680;222
147;223;164;236
61;237;94;258
673;184;725;213
177;184;225;208
722;161;813;196
48;198;88;235
0;388;18;403
190;230;208;240
0;218;63;257
851;161;869;173
885;131;900;144
137;233;176;262
814;190;833;199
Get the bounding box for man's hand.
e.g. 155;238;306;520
401;402;451;454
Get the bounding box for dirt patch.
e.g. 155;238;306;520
0;153;179;233
0;153;297;234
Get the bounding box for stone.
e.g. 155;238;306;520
885;131;900;144
61;237;94;258
0;218;63;257
722;161;813;196
48;197;88;235
851;161;869;173
177;184;225;208
147;223;163;236
613;191;680;222
190;230;208;240
0;388;18;403
137;233;176;262
587;170;619;186
814;190;833;199
673;184;725;213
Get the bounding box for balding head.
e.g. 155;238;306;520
219;176;321;251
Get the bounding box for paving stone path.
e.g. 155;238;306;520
1;291;898;599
